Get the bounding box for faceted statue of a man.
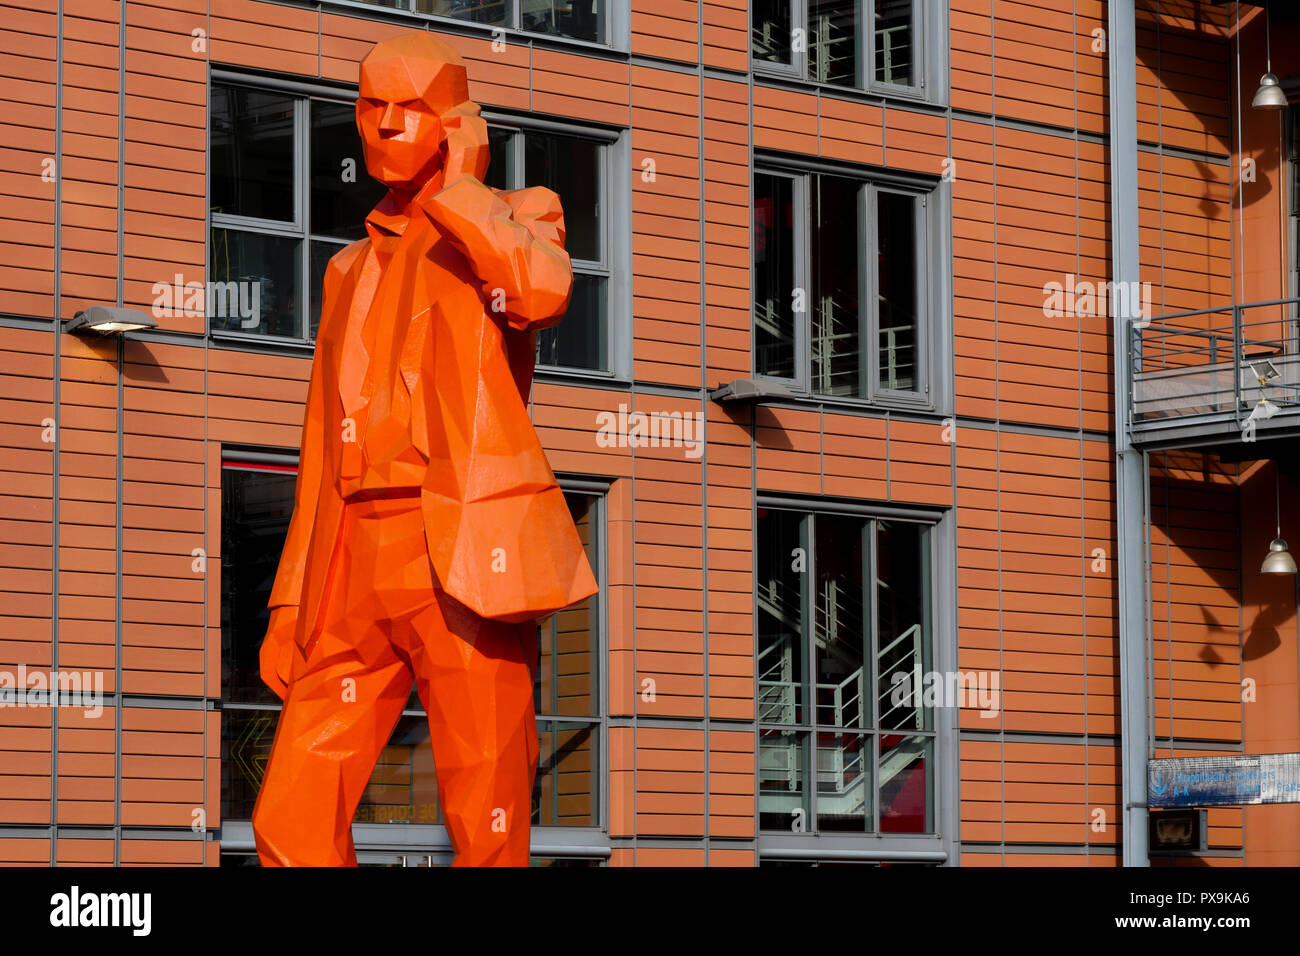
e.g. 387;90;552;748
251;30;598;867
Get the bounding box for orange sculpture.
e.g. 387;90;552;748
251;30;598;867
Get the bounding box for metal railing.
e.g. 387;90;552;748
1131;297;1300;430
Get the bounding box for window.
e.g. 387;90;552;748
752;0;919;91
343;1;609;45
757;506;935;836
210;85;386;342
483;123;613;372
219;460;605;858
753;165;931;403
210;82;615;373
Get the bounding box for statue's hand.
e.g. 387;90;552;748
422;173;498;255
441;107;490;184
259;604;300;700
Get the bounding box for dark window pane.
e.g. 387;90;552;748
209;228;302;338
534;720;597;826
356;714;442;825
816;732;869;830
811;175;863;397
757;508;806;725
484;125;516;191
537;272;605;370
754;173;796;379
536;493;598;717
518;0;602;42
308;240;342;342
875;520;931;731
810;0;859;86
221;467;295;706
874;0;913;85
759;729;808;830
813;513;867;728
525;132;601;262
211;86;295;222
753;0;793;66
222;708;281;820
877;191;919;391
311;99;385;241
879;734;931;833
530;856;601;866
416;0;509;28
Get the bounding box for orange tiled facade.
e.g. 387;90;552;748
1;0;1298;866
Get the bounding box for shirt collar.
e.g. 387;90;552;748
364;175;446;245
364;191;412;244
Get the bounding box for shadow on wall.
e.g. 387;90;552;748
1148;449;1242;681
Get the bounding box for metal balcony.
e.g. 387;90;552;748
1130;297;1300;450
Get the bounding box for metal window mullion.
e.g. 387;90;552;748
869;518;881;832
862;0;873;91
864;517;877;729
594;491;607;829
802;511;816;827
298;96;311;343
913;0;923;90
865;183;881;397
599;127;612;370
860;181;873;400
920;523;934;733
511;128;525;189
795;171;811;393
916;191;928;396
790;0;800;78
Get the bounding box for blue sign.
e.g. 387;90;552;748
1148;752;1300;808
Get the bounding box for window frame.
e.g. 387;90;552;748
754;494;956;864
752;154;939;411
480;111;625;378
752;0;941;103
209;78;374;348
207;74;631;379
320;0;629;52
216;449;612;862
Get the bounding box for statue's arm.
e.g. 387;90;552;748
421;174;574;332
259;249;355;697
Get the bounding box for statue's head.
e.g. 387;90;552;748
357;31;486;190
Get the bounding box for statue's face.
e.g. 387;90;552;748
357;68;444;188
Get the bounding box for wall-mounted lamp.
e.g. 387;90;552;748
64;306;156;335
1262;466;1297;574
709;378;794;405
1252;10;1289;110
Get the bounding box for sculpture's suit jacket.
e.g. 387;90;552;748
268;174;598;656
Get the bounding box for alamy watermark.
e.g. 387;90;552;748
1043;273;1152;325
0;665;104;718
889;669;1001;717
151;274;261;327
595;403;704;459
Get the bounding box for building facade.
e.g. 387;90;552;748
1;0;1299;865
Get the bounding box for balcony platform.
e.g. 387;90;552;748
1130;298;1300;453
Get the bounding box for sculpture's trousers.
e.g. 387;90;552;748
252;495;539;867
